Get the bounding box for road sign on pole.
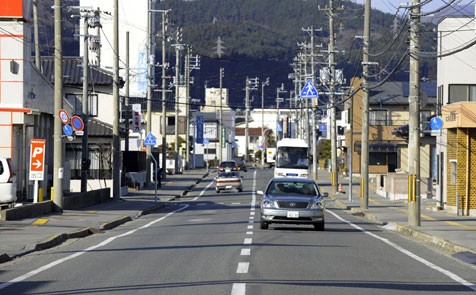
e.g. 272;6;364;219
29;139;46;181
144;132;157;146
300;80;319;99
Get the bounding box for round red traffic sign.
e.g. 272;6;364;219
71;116;85;131
58;109;70;124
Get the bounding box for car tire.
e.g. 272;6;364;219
238;187;243;192
260;219;269;230
314;222;325;231
216;189;220;193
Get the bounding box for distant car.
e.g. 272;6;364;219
257;177;328;231
217;160;238;172
0;157;17;203
234;157;247;172
215;171;243;193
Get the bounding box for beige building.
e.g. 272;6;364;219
437;17;476;215
346;78;436;199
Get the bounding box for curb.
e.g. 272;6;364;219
331;197;476;259
393;222;476;255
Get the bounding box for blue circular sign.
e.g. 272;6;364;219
430;117;443;130
63;125;73;136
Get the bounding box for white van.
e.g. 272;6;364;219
0;158;17;203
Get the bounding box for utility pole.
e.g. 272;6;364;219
53;0;64;210
303;26;322;181
174;28;182;174
245;77;259;161
328;0;339;195
185;46;191;169
112;0;121;198
160;10;170;180
407;0;421;226
219;67;224;162
361;0;371;209
261;77;269;167
81;11;90;193
276;84;286;141
146;0;155;184
125;31;130;152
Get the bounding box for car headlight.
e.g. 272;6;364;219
262;199;276;208
310;202;323;209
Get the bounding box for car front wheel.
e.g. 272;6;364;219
260;219;269;230
314;222;325;231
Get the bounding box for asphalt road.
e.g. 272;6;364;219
0;168;475;294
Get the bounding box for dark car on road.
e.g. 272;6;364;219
233;157;247;172
257;177;328;231
217;160;238;172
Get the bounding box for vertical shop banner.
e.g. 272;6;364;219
132;104;141;132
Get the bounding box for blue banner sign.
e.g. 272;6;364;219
196;116;204;144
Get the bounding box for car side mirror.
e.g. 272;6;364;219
257;190;264;195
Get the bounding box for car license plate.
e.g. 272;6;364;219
225;168;231;172
287;173;298;176
226;185;232;189
287;211;299;218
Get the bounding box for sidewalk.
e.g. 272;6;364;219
0;168;210;264
316;169;476;265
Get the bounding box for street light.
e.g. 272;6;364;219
261;77;269;168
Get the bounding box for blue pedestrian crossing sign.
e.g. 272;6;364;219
300;80;319;99
144;132;157;146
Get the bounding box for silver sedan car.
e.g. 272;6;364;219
215;171;243;193
258;177;328;231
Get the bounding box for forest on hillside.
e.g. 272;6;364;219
35;0;438;108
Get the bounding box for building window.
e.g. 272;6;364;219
369;153;387;165
369;109;387;125
450;160;457;185
448;84;476;103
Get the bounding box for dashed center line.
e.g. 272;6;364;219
241;249;251;256
236;262;249;273
243;238;252;245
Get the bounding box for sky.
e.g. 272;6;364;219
353;0;475;14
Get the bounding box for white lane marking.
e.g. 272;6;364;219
248;220;254;224
247;225;253;230
236;262;249;273
250;211;255;216
241;249;251;256
249;216;254;220
192;180;215;201
326;209;476;292
244;238;252;245
231;283;246;295
0;204;190;290
246;231;253;235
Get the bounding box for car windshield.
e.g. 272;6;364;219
267;181;318;196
